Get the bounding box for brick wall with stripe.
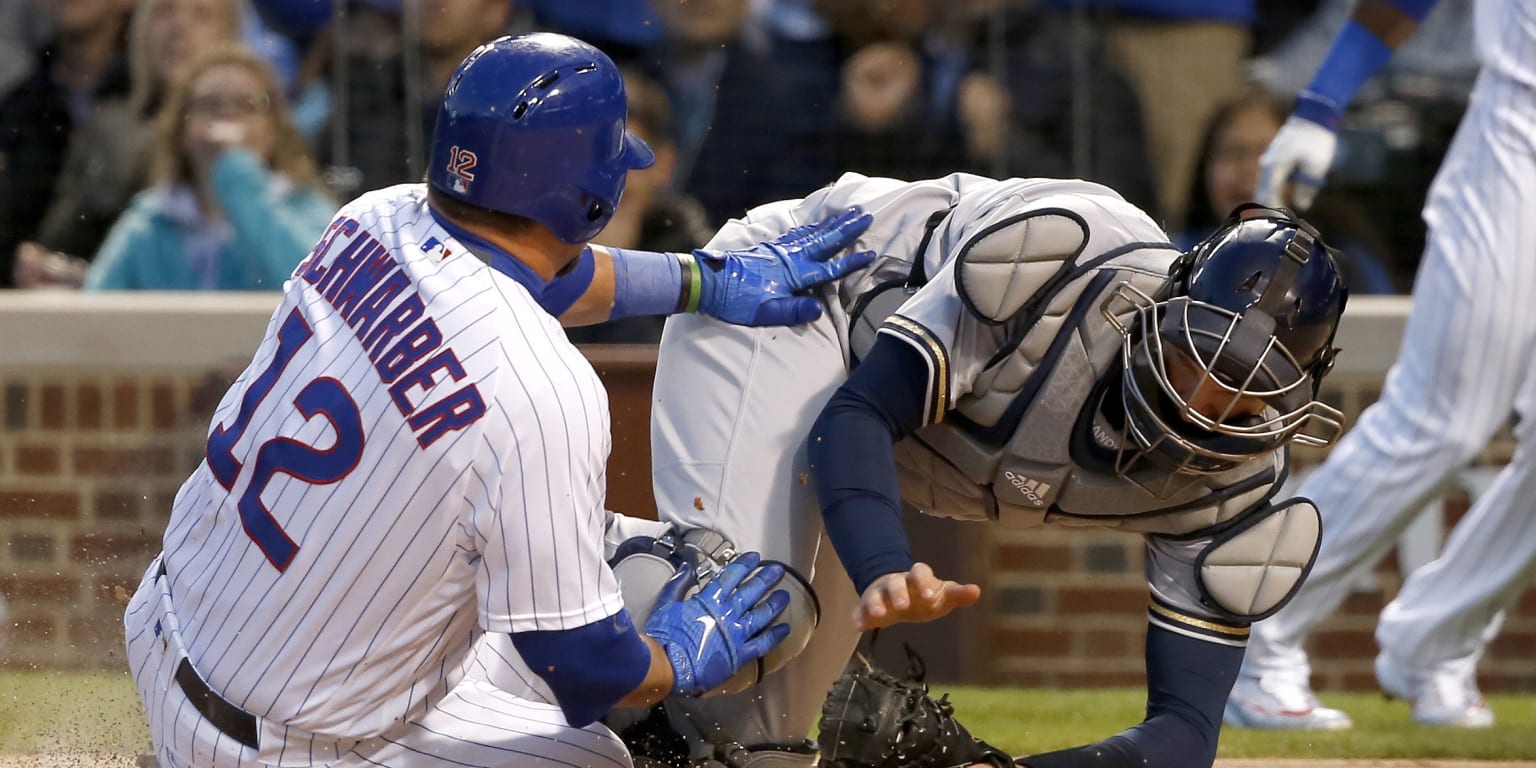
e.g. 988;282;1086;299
2;360;1533;693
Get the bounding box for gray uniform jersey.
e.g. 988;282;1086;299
648;173;1280;753
862;181;1284;536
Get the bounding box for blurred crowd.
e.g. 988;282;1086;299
0;0;1483;329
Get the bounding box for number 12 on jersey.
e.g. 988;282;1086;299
206;309;366;571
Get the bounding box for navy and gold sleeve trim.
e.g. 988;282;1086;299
1148;598;1250;648
879;316;949;424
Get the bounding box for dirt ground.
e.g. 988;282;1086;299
1220;763;1536;768
1221;763;1536;768
4;758;1535;768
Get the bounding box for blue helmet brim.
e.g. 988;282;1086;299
623;131;656;170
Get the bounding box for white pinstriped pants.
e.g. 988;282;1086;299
1246;70;1536;681
124;558;633;768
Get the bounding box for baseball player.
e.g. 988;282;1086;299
629;172;1350;768
122;33;877;768
1227;0;1536;730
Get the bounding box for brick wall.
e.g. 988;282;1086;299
0;352;662;672
2;295;1533;693
961;498;1536;694
1;372;210;669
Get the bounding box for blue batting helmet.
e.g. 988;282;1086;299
1106;205;1348;480
428;33;655;244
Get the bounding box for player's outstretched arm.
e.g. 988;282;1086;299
509;552;790;726
1258;0;1437;210
809;332;987;631
688;207;876;326
559;207;874;328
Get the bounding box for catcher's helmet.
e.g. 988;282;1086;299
428;33;655;244
1103;205;1348;480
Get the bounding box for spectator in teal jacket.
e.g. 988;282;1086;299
87;44;334;291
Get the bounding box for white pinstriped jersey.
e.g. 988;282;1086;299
158;183;622;740
1241;0;1536;689
1475;0;1536;88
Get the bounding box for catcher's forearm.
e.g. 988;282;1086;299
1018;623;1243;768
810;336;928;592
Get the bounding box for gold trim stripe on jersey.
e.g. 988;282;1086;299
883;315;949;424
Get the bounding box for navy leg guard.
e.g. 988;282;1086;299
1019;624;1244;768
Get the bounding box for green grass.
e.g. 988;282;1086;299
4;671;1535;760
946;685;1536;761
1;670;147;755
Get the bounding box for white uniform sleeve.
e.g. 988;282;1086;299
878;265;992;425
700;172;998;257
474;299;623;634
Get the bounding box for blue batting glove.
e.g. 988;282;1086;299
691;207;875;326
644;552;793;697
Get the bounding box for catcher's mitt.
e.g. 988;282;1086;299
817;645;1013;768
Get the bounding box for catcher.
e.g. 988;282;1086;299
594;174;1349;768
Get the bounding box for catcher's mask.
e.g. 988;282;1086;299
1100;204;1348;491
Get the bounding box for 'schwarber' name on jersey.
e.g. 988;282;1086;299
295;216;486;448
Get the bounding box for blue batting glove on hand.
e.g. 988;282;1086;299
692;207;875;327
644;551;793;697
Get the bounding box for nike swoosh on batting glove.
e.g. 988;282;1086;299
643;552;793;696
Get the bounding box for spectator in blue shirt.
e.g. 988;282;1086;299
87;45;335;291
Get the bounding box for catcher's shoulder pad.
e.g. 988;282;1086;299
955;208;1089;324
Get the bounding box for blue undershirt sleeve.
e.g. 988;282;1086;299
1384;0;1438;20
539;246;597;317
809;334;933;594
508;608;652;728
1297;0;1440;129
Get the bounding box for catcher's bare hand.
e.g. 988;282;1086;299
854;562;980;631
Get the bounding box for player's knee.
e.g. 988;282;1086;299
1437;429;1497;466
608;526;820;690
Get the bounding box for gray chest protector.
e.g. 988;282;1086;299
851;214;1281;538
